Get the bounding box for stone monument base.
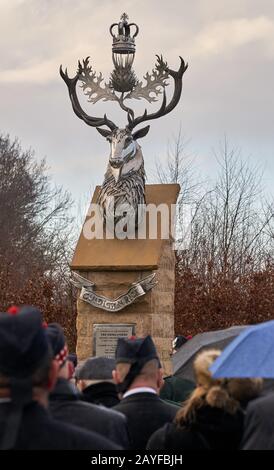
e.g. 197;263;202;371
72;184;179;376
76;240;175;375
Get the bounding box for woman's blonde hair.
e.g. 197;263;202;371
176;349;262;425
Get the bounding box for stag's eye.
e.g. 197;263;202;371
125;137;132;146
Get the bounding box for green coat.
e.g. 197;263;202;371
160;376;195;405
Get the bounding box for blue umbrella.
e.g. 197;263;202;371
210;320;274;378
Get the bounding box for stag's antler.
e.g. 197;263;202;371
60;65;117;131
127;56;188;131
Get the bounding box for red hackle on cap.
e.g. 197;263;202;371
7;305;20;315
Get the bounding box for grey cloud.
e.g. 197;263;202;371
0;0;273;205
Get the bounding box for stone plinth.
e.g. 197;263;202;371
71;184;179;271
72;184;179;376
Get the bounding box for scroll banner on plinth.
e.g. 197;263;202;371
71;272;157;312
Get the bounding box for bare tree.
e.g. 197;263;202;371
179;139;274;279
154;126;201;203
153;126;205;247
0;134;76;348
155;133;274;333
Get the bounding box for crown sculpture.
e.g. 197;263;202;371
60;13;188;230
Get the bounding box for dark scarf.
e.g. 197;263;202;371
50;378;81;402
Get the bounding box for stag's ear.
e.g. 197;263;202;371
96;127;112;139
132;125;150;140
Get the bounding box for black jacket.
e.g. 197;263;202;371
114;392;178;450
0;401;119;450
241;393;274;450
82;382;120;408
147;405;244;450
49;378;129;448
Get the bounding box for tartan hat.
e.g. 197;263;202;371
45;323;68;367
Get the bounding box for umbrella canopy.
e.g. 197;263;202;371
173;325;248;381
210;320;274;379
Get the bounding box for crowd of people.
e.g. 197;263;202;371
0;305;273;450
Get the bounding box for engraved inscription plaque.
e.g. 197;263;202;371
93;323;136;358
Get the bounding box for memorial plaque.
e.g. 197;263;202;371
93;323;136;358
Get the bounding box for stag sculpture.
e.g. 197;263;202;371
60;15;188;230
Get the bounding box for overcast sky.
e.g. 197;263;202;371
0;0;273;206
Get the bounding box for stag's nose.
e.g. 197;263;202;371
110;158;123;169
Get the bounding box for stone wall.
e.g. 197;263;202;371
76;239;175;376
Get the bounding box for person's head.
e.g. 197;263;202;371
45;323;72;380
75;357;115;392
0;345;56;402
0;305;59;449
176;349;263;425
172;335;187;353
222;378;263;408
113;335;164;395
0;306;58;399
68;353;77;368
193;349;263;403
114;358;163;392
170;335;192;355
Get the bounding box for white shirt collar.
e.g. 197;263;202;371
123;387;157;399
0;398;11;404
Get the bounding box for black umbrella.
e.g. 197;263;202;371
172;325;248;382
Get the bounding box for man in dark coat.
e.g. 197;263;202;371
113;335;178;450
0;306;119;450
46;324;129;448
76;357;120;408
241;393;274;450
